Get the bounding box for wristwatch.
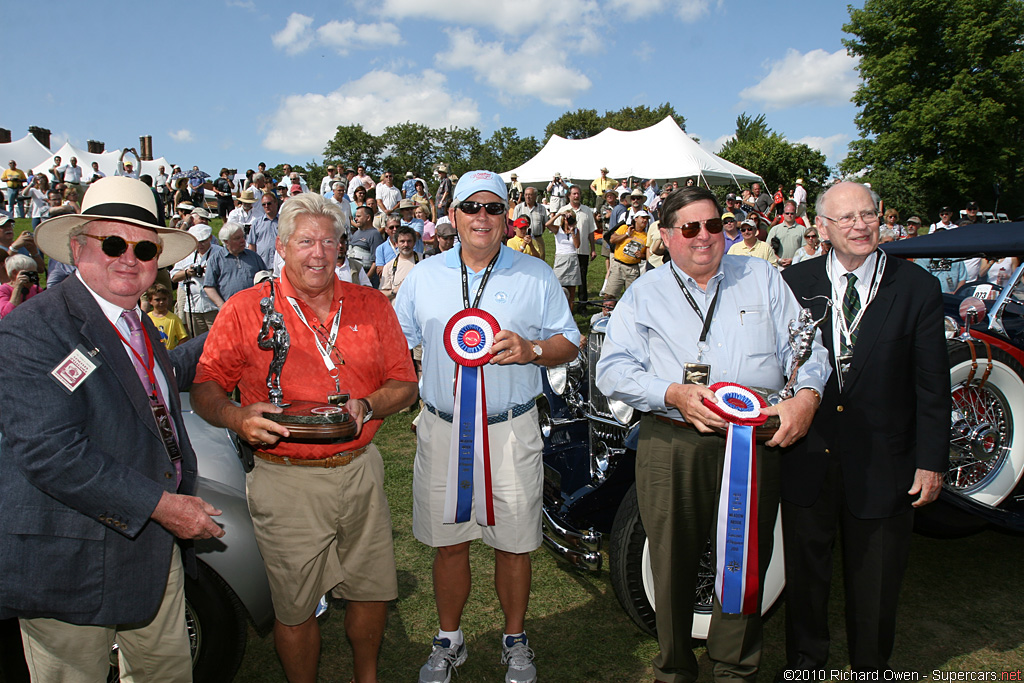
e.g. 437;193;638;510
358;398;374;423
532;343;543;360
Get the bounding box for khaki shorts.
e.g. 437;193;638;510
413;407;543;554
246;444;397;625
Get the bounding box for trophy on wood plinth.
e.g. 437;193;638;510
257;279;358;442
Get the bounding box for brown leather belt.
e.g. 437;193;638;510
655;415;696;431
254;446;367;468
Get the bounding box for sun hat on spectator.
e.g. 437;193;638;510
191;206;215;220
435;222;457;238
37;176;196;268
722;212;736;222
188;224;213;242
237;189;256;204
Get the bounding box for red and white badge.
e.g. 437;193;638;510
50;344;103;394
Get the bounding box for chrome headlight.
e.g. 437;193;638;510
608;398;635;425
944;316;959;340
591;441;612;482
548;365;568;395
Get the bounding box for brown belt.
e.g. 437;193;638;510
254;446;367;468
655;415;696;431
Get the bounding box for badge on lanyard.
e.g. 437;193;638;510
683;363;711;387
50;344;103;394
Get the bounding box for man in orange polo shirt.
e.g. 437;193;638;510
191;192;418;683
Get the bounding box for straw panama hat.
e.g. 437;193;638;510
37;176;197;268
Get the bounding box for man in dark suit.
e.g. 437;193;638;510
781;181;950;673
0;176;222;681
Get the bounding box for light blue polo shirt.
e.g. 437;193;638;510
394;243;580;414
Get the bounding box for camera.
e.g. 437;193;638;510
192;264;206;279
25;272;39;285
243;223;252;237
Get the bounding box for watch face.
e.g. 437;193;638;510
533;344;543;357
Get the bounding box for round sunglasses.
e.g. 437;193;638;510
84;234;162;262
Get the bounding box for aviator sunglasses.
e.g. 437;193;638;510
668;217;725;238
457;201;507;215
84;234;162;261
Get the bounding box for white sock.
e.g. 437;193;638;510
503;631;526;646
438;628;463;646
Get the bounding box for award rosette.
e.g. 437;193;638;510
702;382;767;615
442;308;501;526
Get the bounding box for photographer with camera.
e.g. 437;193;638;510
545;202;583;309
171;224;223;335
0;254;42;318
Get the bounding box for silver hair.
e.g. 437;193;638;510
277;192;345;245
815;181;879;222
252;172;265;183
219;222;245;242
5;254;36;276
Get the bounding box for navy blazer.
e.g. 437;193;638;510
782;253;951;519
0;275;201;624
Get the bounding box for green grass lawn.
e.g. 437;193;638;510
234;408;1024;682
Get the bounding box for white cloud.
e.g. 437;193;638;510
439;28;591;107
739;48;859;110
262;70;480;155
272;14;402;56
272;13;315;55
377;0;600;36
315;19;402;54
606;0;720;22
794;133;849;160
169;129;194;143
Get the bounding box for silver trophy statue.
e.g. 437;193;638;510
768;306;829;405
256;278;357;442
257;279;290;407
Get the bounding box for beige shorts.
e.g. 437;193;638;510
413;407;543;553
246;444;397;625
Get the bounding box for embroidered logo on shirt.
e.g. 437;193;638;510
494;291;508;304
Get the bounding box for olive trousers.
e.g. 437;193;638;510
637;415;780;683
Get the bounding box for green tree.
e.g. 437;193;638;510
840;0;1024;218
322;124;386;177
471;127;542;174
379;122;439;181
718;113;830;204
545;104;687;140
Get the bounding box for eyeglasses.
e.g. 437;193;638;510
819;210;879;229
740;227;757;233
84;234;162;261
457;201;506;215
261;201;276;207
805;234;819;240
783;211;795;215
668;217;725;238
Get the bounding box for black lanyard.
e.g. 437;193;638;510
460;250;500;310
670;266;721;345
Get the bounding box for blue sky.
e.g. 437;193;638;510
5;0;865;177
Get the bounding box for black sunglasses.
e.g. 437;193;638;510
669;217;725;238
84;234;162;261
457;201;506;215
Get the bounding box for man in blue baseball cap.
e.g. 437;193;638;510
395;170;579;683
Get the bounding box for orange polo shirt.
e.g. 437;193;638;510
195;272;417;458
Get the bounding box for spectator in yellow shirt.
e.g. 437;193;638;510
506;216;543;258
727;217;778;266
145;283;189;350
603;210;650;298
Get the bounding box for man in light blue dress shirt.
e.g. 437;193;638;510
395;170;579;683
596;185;830;683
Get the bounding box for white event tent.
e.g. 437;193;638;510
0;135;56;175
500;116;762;188
27;141;172;181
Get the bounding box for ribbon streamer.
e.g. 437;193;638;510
442;309;500;526
703;382;766;615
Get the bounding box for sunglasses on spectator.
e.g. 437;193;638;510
805;234;819;240
740;227;757;233
84;234;162;261
668;217;725;238
457;201;506;215
783;211;795;215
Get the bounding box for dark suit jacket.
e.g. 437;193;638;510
782;254;950;519
0;275;202;624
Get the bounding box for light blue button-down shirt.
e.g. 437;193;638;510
596;254;830;420
394;243;580;414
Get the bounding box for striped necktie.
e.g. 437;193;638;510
842;273;861;354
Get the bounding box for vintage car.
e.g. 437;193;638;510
540;223;1024;639
173;393;275;682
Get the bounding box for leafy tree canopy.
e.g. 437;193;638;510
544;103;687;140
840;0;1024;219
718;113;830;206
